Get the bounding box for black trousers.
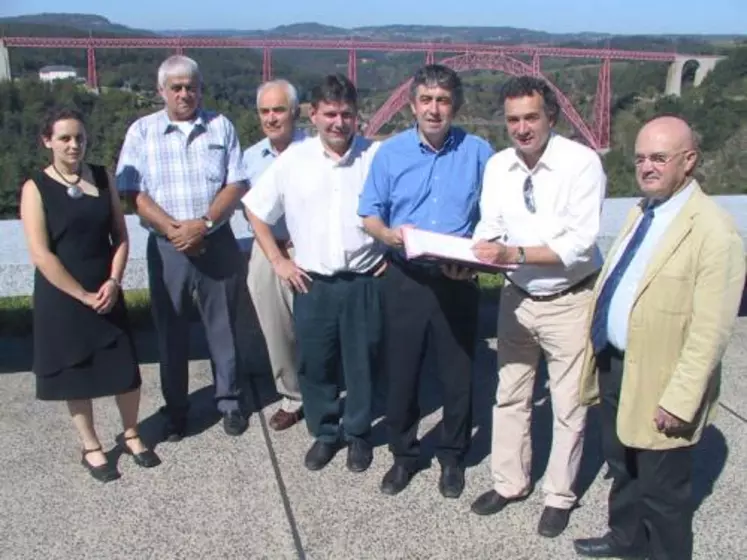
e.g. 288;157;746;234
598;346;694;560
293;272;382;444
382;260;479;468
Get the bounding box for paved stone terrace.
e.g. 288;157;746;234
0;299;746;559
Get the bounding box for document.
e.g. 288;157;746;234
402;228;516;273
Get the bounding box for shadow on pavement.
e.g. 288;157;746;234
691;425;729;511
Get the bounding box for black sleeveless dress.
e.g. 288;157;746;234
31;164;141;401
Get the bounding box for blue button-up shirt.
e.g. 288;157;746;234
358;127;494;237
241;129;307;239
115;109;247;228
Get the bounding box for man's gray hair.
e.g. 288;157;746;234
257;79;300;114
157;55;201;89
409;64;464;113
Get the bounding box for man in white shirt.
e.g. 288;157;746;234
242;74;385;473
243;79;306;432
470;76;606;538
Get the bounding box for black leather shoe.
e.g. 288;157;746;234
470;489;513;516
346;440;373;473
537;506;570;538
573;535;647;558
223;410;248;436
304;440;340;471
116;434;162;468
380;463;415;495
81;447;120;483
438;465;465;498
160;407;187;442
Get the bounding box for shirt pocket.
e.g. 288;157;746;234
205;145;227;183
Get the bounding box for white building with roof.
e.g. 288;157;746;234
38;65;78;82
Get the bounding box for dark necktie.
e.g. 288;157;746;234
591;204;656;354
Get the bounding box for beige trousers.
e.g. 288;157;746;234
490;282;592;509
247;242;302;411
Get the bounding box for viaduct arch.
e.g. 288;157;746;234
664;54;723;97
363;52;602;150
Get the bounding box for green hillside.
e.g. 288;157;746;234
1;15;746;219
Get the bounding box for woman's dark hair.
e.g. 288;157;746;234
499;76;560;124
40;107;86;139
309;74;358;109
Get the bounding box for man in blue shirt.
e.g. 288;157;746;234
359;64;494;498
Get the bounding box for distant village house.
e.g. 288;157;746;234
38;65;78;82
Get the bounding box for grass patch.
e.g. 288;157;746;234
0;289;156;337
478;272;505;302
1;276;506;338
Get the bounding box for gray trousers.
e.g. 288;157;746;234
147;226;245;415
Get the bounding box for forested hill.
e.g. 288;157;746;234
2;13;742;47
1;14;746;218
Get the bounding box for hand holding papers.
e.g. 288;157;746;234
402;228;517;273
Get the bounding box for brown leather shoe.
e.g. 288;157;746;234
269;408;303;431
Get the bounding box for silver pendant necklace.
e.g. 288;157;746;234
52;163;84;199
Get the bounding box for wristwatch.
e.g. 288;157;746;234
201;215;214;230
516;246;527;264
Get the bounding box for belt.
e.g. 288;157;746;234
510;272;597;302
307;260;386;282
388;252;444;278
151;222;229;240
604;344;625;359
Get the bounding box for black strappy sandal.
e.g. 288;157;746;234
117;434;162;468
80;447;120;483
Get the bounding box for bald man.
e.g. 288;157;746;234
573;115;745;559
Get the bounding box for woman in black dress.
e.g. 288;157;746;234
20;107;161;482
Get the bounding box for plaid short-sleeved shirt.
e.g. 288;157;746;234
115;109;247;226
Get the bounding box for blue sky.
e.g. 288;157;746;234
1;0;744;35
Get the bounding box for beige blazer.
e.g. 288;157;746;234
579;182;745;450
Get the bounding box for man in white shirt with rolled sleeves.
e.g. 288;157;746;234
243;74;385;474
470;76;606;539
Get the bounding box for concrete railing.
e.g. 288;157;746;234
2;195;747;297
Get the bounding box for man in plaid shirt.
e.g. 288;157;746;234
116;55;250;440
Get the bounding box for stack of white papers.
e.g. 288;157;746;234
402;228;516;273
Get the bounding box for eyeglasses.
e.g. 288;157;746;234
523;175;536;214
633;150;690;167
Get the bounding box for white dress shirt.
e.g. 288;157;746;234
241;129;307;240
242;134;384;276
473;133;606;295
605;181;696;351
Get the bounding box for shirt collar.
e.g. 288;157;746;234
643;179;696;216
260;128;307;157
160;108;206;135
314;134;361;166
509;131;558;173
411;125;456;154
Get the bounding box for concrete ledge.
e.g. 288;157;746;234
3;196;747;297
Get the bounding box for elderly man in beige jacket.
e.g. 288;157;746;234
573;115;745;560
